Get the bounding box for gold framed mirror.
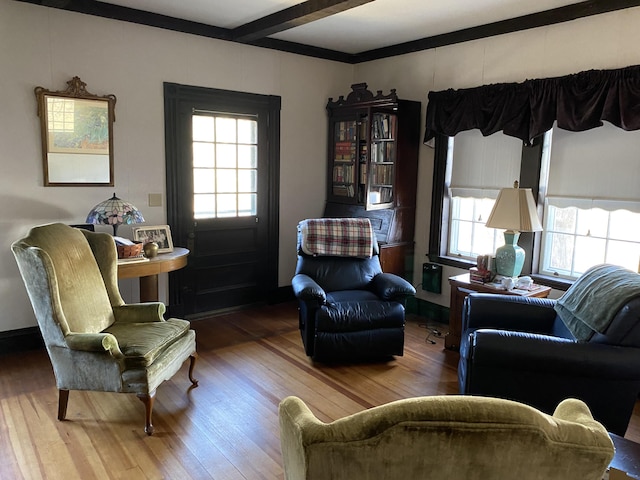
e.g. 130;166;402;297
35;76;116;186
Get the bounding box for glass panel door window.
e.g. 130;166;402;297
192;114;258;219
540;199;640;279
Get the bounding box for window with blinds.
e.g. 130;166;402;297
447;130;522;260
539;123;640;278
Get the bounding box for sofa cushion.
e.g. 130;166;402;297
104;318;190;368
318;291;405;332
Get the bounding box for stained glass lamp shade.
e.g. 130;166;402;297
86;193;145;236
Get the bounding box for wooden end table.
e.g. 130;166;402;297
117;247;189;302
446;273;551;350
610;433;640;479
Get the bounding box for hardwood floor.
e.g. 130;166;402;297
0;301;638;479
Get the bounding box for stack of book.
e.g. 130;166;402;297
470;266;493;283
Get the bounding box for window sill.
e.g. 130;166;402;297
429;255;573;292
530;274;572;292
428;255;475;270
428;252;576;293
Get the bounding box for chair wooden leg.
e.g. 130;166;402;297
188;353;199;386
58;389;69;421
137;390;156;436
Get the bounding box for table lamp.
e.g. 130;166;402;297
86;192;145;236
485;181;543;277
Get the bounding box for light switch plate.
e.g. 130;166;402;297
148;193;162;207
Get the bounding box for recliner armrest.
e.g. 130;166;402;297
462;294;557;333
469;329;640;379
113;303;166;323
65;332;124;358
370;273;416;301
292;273;326;306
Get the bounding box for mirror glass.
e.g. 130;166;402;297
35;77;116;186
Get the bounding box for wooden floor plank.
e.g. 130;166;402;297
0;301;638;479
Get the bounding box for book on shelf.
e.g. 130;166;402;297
385;141;395;159
371;164;393;185
372;113;396;139
359;119;368;139
359;163;368;184
370;142;395;163
335;121;356;141
333;164;354;183
333;184;355;197
359;144;368;162
369;186;393;204
369;187;393;204
334;141;355;160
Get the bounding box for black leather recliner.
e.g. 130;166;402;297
291;219;416;362
458;266;640;436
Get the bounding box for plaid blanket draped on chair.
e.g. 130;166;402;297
299;218;374;258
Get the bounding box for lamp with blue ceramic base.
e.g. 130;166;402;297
486;181;542;278
495;231;526;277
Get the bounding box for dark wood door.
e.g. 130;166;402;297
164;83;280;317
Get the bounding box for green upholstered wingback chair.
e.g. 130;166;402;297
11;223;197;435
279;395;614;480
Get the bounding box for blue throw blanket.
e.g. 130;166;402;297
554;264;640;341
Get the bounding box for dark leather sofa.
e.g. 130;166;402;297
292;239;416;362
458;291;640;436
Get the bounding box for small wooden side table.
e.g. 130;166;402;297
117;247;189;302
446;273;551;351
610;433;640;479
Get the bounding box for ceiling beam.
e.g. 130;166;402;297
354;0;640;62
231;0;373;43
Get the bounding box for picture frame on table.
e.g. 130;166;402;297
132;225;174;253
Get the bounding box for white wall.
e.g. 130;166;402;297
0;0;352;332
354;6;640;306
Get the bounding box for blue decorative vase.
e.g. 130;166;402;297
495;231;525;277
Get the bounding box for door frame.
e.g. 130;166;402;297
163;82;280;316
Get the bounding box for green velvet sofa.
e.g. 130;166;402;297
279;395;614;480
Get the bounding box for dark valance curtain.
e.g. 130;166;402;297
424;65;640;144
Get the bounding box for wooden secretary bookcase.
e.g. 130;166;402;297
323;83;421;278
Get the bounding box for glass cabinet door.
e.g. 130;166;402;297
367;112;397;210
331;119;357;199
356;114;369;203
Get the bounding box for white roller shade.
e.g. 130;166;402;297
548;122;640;207
546;196;640;214
449;129;522;199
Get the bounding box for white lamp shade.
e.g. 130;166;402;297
486;183;543;232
